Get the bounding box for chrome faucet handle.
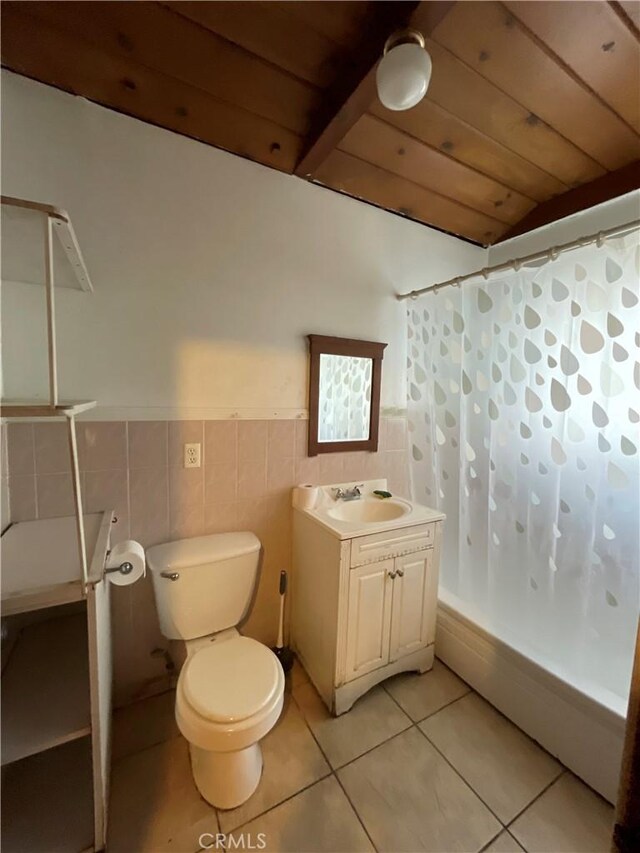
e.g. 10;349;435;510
333;484;364;501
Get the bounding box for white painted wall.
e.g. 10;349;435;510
488;191;640;267
1;71;485;419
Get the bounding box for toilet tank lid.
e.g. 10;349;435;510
147;532;260;573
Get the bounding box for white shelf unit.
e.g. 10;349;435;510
1;512;113;852
1;512;110;617
1;195;93;292
0;400;97;418
1;611;91;765
1;197;111;852
1;195;97;590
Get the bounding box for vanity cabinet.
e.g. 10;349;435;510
292;508;443;715
345;560;393;680
345;550;435;682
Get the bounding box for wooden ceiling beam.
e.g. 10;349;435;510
294;1;456;178
499;160;640;241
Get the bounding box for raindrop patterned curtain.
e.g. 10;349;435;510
407;232;640;703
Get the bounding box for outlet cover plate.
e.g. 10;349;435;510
184;443;201;468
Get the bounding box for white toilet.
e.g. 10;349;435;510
147;531;285;809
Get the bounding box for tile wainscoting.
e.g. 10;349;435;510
2;417;409;705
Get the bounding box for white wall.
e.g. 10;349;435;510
488;191;640;267
1;71;485;419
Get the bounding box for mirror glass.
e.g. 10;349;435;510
318;353;372;443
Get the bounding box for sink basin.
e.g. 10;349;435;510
328;499;410;523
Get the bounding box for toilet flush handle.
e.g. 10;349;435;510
160;571;180;581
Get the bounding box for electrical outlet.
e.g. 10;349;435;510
184;442;201;468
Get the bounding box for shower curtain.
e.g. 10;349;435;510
407;231;640;705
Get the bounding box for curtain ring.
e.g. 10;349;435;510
549;247;558;262
410;291;418;300
596;231;604;248
513;259;521;272
481;268;489;280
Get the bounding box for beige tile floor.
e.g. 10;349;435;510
109;658;614;853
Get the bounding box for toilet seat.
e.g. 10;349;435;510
182;636;281;723
176;637;285;754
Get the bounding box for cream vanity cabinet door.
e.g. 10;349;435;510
389;550;435;662
344;559;394;681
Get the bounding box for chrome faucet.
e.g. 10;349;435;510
333;484;364;501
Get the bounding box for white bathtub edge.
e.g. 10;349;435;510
436;601;625;804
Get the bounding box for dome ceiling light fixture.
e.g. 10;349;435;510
376;29;432;112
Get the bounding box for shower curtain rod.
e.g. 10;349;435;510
396;217;640;301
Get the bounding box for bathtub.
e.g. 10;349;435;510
436;588;628;804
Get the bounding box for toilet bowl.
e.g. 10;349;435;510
176;633;284;808
147;532;285;809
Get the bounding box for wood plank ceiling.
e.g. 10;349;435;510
2;1;639;245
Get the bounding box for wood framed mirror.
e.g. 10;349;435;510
307;334;387;457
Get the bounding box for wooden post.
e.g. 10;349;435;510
44;214;59;407
613;616;640;852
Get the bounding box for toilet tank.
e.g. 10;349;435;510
147;532;261;640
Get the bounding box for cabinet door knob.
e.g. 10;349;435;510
388;570;397;579
396;569;404;578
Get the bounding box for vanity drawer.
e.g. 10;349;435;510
350;523;434;567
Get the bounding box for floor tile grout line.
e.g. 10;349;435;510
504;767;567;831
290;683;413;773
222;688;378;848
218;767;334;839
328;720;414;773
477;825;531;853
420;720;567;847
289;689;381;852
414;723;507;828
402;678;569;834
215;690;334;835
478;826;513;853
413;687;473;723
288;666;516;846
294;678;502;853
333;770;380;853
383;675;472;726
446;685;564;770
381;672;501;817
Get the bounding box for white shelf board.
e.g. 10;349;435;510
0;399;97;419
2;612;91;765
2;736;94;853
1;196;93;292
1;513;106;616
